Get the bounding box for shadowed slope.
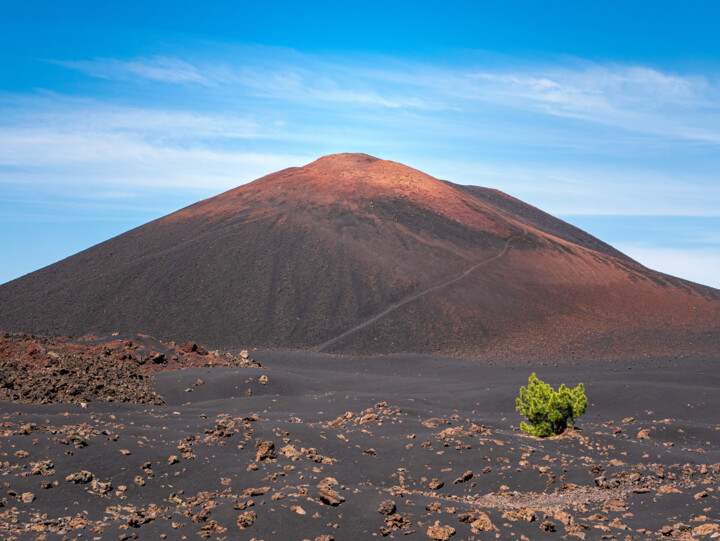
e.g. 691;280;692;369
1;153;718;360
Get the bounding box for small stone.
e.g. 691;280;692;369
470;511;495;532
427;520;455;540
91;479;112;494
65;470;93;484
694;524;719;535
255;441;276;462
237;510;257;529
378;500;396;515
429;478;444;490
21;492;35;503
453;470;473;484
317;477;344;506
30;460;54;476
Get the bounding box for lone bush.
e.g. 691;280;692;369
515;373;587;437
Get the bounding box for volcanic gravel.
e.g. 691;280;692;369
0;351;718;540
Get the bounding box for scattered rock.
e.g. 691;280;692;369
470;511;495;532
236;510;257;529
317;477;344;506
453;470;473;484
65;470;93;484
30;460;54;476
255;441;276;462
427;520;455;540
91;479;112;495
378;500;396;515
426;501;442;512
429;478;444;490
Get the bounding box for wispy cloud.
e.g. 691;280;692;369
615;244;720;289
55;50;720;144
457;64;720;143
0;95;310;193
56;56;211;85
0;126;309;191
57;54;437;109
418;158;720;217
2;47;719;222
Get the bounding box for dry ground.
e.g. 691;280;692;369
1;352;719;540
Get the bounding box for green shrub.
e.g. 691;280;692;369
515;373;587;437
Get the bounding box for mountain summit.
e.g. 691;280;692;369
1;153;718;360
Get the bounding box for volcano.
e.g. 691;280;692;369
1;153;718;360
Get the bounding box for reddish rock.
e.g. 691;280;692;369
377;500;396;515
428;478;444;490
236;511;256;529
427;520;455;540
255;441;276;462
65;471;93;484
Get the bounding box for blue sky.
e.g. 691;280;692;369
2;1;720;288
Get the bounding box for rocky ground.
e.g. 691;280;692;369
0;331;261;404
0;351;718;540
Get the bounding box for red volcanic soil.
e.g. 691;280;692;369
0;153;719;360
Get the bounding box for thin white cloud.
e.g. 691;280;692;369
401;63;720;144
2;49;719;220
0;95;259;139
0;127;309;190
416;158;720;217
615;244;720;289
56;51;720;144
0;97;308;192
56;56;211;85
57;55;437;109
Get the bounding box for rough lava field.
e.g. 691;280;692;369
1;351;719;540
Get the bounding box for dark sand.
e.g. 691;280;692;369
1;352;718;539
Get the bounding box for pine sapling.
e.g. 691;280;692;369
515;373;587;437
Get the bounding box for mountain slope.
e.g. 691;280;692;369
1;153;718;360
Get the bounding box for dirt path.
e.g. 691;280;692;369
315;228;527;352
